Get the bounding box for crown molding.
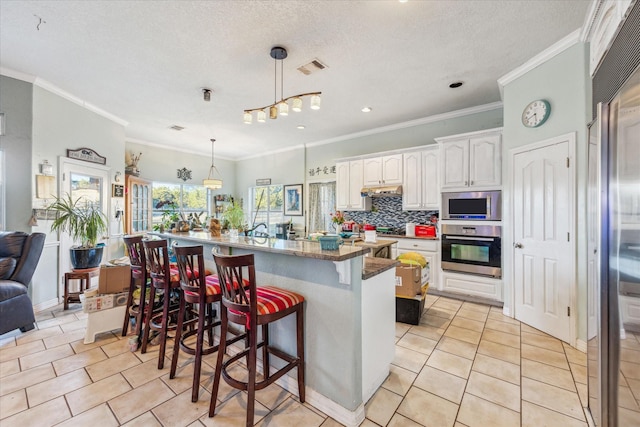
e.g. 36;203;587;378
497;28;582;98
0;67;36;83
126;137;235;161
236;143;307;161
304;101;504;150
1;67;128;127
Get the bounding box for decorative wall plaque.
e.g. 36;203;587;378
177;167;192;182
66;148;106;165
256;178;271;186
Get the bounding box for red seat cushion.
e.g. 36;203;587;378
183;274;221;297
229;286;304;327
254;286;304;316
169;266;213;284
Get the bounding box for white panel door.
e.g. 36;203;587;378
422;148;440;209
363;157;382;186
469;134;501;188
441;140;468;189
381;154;403;185
336;162;350;210
513;138;573;342
59;158;110;300
348;160;365;209
402;151;422;210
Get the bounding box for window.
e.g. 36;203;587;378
248;185;283;235
308;182;336;233
152;182;211;227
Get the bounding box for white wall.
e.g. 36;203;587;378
501;42;591;343
0;76;33;232
1;77;127;307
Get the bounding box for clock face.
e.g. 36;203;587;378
522;99;550;128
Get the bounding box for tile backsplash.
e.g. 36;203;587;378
344;196;437;228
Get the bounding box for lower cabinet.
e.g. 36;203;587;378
440;271;502;302
395;238;440;291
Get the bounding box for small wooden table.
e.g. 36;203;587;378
64;267;99;310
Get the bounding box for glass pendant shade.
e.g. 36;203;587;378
310;94;321;110
291;97;302;112
243;112;252;124
257;109;266;122
269;105;278;119
203;139;223;190
278;101;289;116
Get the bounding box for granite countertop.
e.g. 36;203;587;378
153;231;370;261
362;257;399;280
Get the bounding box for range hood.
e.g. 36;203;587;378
360;185;403;197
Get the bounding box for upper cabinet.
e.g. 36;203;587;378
436;128;502;191
125;175;153;234
403;146;439;211
587;0;634;76
336;160;371;211
363;154;403;186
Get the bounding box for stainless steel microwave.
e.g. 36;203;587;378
441;191;502;221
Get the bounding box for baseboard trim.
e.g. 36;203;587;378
427;289;503;307
224;342;366;427
33;298;60;313
576;339;588;353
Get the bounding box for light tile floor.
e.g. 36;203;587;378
0;295;602;426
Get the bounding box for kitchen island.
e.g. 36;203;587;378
152;232;397;426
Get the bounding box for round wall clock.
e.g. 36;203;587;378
521;99;551;128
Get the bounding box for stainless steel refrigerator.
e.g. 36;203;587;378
587;64;640;427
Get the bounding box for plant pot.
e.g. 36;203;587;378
70;246;104;269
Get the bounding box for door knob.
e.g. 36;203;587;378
514;242;523;249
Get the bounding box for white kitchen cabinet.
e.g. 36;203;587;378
436;128;502;191
396;238;440;291
402;146;439;211
363;154;403;186
587;0;634;76
336;160;371;211
440;271;502;302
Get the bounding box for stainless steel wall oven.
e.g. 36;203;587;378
441;224;502;278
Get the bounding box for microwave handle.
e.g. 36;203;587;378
444;235;495;242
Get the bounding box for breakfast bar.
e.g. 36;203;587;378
153;231;397;427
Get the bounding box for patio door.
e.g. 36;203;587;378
58;158;110;299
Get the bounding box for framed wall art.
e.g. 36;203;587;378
284;184;303;216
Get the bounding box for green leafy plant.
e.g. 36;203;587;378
48;193;108;248
153;199;179;231
221;201;246;231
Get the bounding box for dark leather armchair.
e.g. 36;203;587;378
0;231;46;335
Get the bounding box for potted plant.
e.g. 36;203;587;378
48;193;108;269
221;201;246;237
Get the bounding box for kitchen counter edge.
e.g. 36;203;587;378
149;231;370;261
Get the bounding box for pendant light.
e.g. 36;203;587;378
203;138;223;189
243;46;322;123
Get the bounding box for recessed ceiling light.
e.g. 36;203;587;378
399;0;409;3
297;125;305;130
449;81;463;88
361;107;372;113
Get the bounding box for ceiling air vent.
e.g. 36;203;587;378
297;58;328;75
170;125;185;131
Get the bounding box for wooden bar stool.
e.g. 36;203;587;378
142;239;184;367
170;245;246;402
64;267;99;310
121;235;149;346
210;253;305;427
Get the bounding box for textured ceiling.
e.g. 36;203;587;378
0;1;590;159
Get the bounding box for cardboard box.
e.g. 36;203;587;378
81;292;128;313
395;264;422;297
98;264;131;294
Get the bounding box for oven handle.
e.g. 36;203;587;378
444;235;496;242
